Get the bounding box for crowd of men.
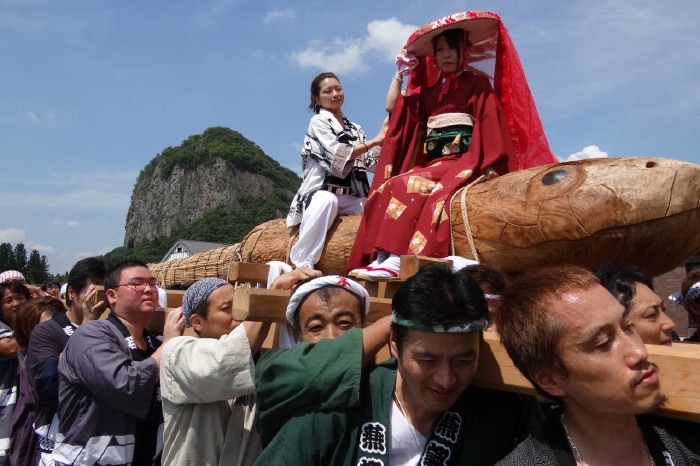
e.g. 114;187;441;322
0;256;698;465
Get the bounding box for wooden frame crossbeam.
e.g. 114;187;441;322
124;259;700;421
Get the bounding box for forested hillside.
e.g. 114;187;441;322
106;127;300;265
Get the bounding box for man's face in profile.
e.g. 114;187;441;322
541;284;665;415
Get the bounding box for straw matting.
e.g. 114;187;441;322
149;215;363;286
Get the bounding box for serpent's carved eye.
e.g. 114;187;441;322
541;169;567;186
525;164;586;201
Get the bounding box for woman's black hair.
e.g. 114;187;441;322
593;263;654;311
432;28;465;66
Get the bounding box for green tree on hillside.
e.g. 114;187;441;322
0;242;52;284
13;243;27;271
0;243;13;271
25;249;50;284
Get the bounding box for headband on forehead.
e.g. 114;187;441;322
391;312;489;333
670;281;700;307
286;276;370;325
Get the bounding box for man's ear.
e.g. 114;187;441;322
189;314;203;333
106;288;118;308
389;332;399;360
532;368;566;399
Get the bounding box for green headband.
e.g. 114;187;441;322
391;312;488;333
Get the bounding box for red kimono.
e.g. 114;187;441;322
348;72;513;268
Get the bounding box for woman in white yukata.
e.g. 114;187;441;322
286;72;386;269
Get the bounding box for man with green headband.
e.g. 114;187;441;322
255;263;541;466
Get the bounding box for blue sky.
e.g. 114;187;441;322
1;0;698;275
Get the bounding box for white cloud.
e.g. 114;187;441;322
74;252;92;260
0;170;136;210
364;18;417;62
291;17;417;73
26;111;57;123
53;220;79;228
292;39;365;74
561;145;609;162
0;228;25;242
263;8;297;24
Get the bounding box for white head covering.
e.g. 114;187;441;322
0;270;25;283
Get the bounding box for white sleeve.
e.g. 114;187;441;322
307;115;355;178
160;325;255;404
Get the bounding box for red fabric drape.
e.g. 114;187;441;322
348;12;558;271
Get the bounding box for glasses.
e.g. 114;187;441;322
115;282;158;292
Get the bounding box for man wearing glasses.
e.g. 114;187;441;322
52;260;183;466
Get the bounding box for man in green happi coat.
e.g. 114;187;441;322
255;264;542;466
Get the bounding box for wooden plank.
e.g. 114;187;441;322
227;262;271;284
379;281;401;300
165;290;185;308
232;288;291;322
366;299;392;322
643;343;700;422
474;332;700;422
359;280;401;299
473;332;534;395
399;255;451;281
360;281;382;298
101;285;700;420
261;323;280;350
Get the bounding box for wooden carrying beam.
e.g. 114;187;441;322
399;255;452;281
476;332;700;423
232;287;700;421
227;262;271;284
100;270;700;421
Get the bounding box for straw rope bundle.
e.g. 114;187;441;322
148;215;362;286
149;244;240;287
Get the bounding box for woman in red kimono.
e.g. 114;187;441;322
348;11;557;278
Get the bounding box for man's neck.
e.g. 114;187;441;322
393;373;438;438
562;405;651;466
112;310;149;343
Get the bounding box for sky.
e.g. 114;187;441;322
1;0;699;275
